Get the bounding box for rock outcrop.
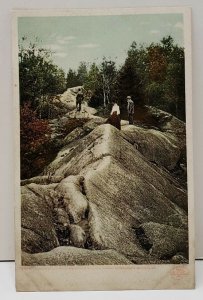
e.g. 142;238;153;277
21;111;188;264
21;185;59;253
22;247;133;265
135;222;188;259
122;125;181;170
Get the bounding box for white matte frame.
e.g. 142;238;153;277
13;7;194;291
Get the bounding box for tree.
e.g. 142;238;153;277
143;36;186;119
116;62;138;106
161;37;185;119
83;63;102;107
114;37;185;120
77;62;88;85
84;63;100;91
66;69;80;88
147;45;167;82
19;40;66;110
100;58;117;107
115;42;145;109
84;59;117;108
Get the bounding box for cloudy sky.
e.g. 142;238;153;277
18;14;184;72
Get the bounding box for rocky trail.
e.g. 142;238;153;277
21;88;188;265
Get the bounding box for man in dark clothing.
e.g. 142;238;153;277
126;96;134;124
76;89;84;112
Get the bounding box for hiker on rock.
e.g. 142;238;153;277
127;96;134;125
106;102;121;130
76;88;84;112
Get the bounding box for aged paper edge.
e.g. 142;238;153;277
13;6;195;291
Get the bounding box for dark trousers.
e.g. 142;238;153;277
76;101;82;111
128;114;134;124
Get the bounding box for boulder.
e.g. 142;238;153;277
63;127;85;145
146;106;186;149
69;224;86;248
45;124;188;259
45;124;187;211
22;247;133;265
21;187;59;253
21;122;188;263
44;118;106;176
56;175;88;223
136;222;188;260
122;125;181;170
171;254;188;264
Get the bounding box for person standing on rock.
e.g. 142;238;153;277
106;102;121;130
127;96;134;125
76;88;84;112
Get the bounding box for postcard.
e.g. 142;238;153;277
13;7;194;291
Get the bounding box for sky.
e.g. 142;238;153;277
18;14;184;73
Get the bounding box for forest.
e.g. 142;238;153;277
66;35;185;120
20;35;185;118
19;35;185;179
20;35;189;267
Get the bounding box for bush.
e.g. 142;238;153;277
19;41;66;110
20;102;51;179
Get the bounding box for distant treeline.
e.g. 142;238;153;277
19;36;185;179
66;36;185;121
19;35;185;121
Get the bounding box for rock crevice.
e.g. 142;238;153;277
21;112;188;265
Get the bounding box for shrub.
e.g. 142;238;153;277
20;102;51;179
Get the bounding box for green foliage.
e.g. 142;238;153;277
19;35;185;121
19;39;66;110
66;62;88;88
88;87;104;108
65;36;185;120
84;63;101;91
115;60;144;109
77;62;88;85
83;63;102;107
100;59;117;107
84;59;117;108
117;42;147;104
115;36;185;120
66;69;80;88
19;35;186;180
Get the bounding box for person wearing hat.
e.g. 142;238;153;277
126;96;134;124
76;88;84;112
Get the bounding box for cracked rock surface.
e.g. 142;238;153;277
21;111;188;265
